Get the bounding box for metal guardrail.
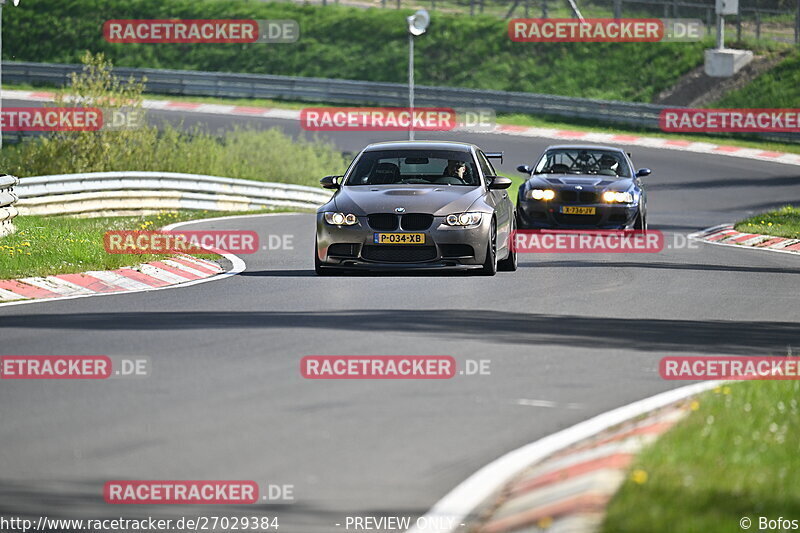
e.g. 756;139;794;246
5;61;797;142
3;61;669;128
0;175;20;237
14;172;331;217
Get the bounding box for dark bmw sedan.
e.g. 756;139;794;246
315;141;517;275
516;145;651;230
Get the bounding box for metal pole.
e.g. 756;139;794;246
408;34;414;141
1;3;4;151
716;13;724;49
613;0;622;19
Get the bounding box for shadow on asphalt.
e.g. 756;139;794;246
2;310;797;355
527;260;800;275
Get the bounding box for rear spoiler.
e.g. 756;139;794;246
485;152;504;164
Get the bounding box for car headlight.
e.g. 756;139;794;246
602;191;634;203
525;188;556;201
445;212;483;226
324;212;358;225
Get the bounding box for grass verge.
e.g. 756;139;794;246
0;208;297;279
734;205;800;239
602;380;800;533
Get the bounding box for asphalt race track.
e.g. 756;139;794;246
1;102;799;531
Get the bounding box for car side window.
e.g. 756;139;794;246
476;151;495;183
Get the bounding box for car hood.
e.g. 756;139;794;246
525;174;632;191
334;186;485;215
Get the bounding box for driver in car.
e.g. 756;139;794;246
444;160;468;181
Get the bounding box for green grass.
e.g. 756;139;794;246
734;205;800;239
602;380;800;533
5;0;718;103
716;51;800;108
0;208;296;279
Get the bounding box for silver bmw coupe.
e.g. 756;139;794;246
314;141;517;275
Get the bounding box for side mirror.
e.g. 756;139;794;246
320;175;341;189
487;176;512;190
635;168;651;178
516;164;533;174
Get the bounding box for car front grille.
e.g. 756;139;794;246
559;191;599;203
361;245;438;263
400;213;434;231
440;244;474;258
554;213;603;225
368;214;399;230
328;243;359;257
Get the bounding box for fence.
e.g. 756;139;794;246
0;175;19;237
2;61;670;129
307;0;799;43
12;172;332;217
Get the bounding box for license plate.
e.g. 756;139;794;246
561;206;596;215
373;233;426;245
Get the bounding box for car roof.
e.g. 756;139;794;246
544;144;627;154
363;141;476;153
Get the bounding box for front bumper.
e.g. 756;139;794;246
517;201;639;229
316;213;491;270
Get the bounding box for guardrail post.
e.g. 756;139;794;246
542;0;548;18
755;10;761;39
796;0;800;44
707;8;713;35
613;0;622;19
737;14;742;41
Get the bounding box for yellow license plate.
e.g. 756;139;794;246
373;233;426;245
561;206;596;215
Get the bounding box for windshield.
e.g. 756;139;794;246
533;149;631;177
345;149;480;186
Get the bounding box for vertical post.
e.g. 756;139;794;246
397;0;401;9
470;0;475;16
736;14;741;41
613;0;622;19
382;0;386;7
542;0;548;18
524;0;529;17
716;13;725;48
755;10;761;39
672;0;677;18
408;34;414;141
795;0;799;45
707;8;713;35
1;3;4;152
663;3;668;18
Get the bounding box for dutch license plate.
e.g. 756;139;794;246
373;233;426;245
560;206;596;215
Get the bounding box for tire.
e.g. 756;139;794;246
498;217;518;272
480;220;498;276
633;209;647;231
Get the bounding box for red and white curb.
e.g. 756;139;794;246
0;254;223;303
689;224;800;255
405;381;721;533
470;405;687;533
7;90;800;168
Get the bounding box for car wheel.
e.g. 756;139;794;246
480;220;498;276
498;218;518;272
634;209;647;231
